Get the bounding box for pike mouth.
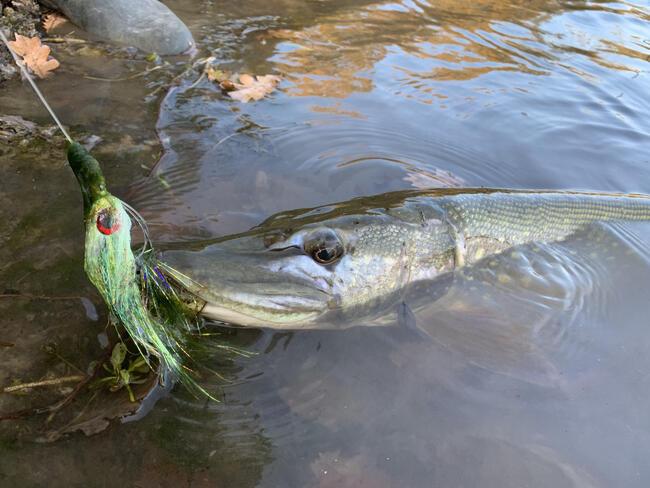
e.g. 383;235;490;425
160;248;332;328
196;280;331;327
197;287;329;328
200;302;321;328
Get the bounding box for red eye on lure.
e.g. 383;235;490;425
96;208;120;235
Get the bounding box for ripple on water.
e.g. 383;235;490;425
130;83;498;241
392;221;650;395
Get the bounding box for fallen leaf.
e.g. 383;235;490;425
203;64;236;91
201;60;280;101
7;34;60;79
7;34;40;58
205;66;227;83
228;74;281;103
42;13;68;32
219;79;236;92
38;372;159;442
238;73;255;86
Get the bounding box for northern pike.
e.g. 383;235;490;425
161;188;650;329
4;28;647;391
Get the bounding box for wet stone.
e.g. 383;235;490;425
42;0;195;55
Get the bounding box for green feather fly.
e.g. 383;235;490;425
0;30;240;397
68;142;213;397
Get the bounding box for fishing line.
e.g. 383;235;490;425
0;29;73;143
1;29;156;252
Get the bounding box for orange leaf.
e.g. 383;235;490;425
7;34;41;57
43;13;68;33
238;74;256;86
229;74;281;103
7;34;60;79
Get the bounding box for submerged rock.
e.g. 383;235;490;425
0;115;60;142
40;0;194;55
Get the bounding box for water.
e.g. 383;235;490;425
1;0;650;486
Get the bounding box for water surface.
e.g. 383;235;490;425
1;0;650;486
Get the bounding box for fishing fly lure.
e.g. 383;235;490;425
1;30;233;397
68;142;208;395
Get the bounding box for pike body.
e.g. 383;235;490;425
161;189;650;329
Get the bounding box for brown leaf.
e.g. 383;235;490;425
7;34;60;79
238;73;256;86
228;74;281;103
39;373;159;442
219;79;236;92
42;13;68;32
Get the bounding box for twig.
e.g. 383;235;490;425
145;56;210;99
208;132;239;152
0;347;111;421
42;37;86;44
48;389;100;427
36;348;110;417
0;341;14;348
0;407;32;421
3;375;86;393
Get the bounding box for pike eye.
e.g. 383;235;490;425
304;228;344;265
311;245;342;264
96;208;120;235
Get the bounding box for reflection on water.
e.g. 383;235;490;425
3;0;650;486
270;0;650;95
133;0;650;239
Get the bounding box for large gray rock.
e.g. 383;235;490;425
41;0;194;55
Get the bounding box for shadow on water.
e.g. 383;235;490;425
2;0;650;486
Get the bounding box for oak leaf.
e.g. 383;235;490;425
43;13;68;33
228;74;281;103
7;34;60;79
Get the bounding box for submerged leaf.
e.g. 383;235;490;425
110;343;127;371
228;74;281;103
201;59;280;102
7;34;60;78
41;373;159;442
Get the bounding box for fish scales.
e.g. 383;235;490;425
440;192;650;255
